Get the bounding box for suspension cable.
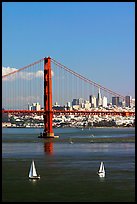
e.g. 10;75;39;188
51;58;125;100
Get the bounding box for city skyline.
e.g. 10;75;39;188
27;90;135;111
2;2;135;98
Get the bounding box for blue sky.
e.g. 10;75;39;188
2;2;135;98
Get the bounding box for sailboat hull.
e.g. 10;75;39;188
29;176;40;179
98;172;105;177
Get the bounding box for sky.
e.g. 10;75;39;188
2;2;135;98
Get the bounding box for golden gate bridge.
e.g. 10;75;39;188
2;57;135;138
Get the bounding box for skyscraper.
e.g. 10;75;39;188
125;96;132;107
112;97;119;106
97;88;102;107
102;96;107;107
89;95;96;108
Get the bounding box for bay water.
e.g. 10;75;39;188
2;127;135;202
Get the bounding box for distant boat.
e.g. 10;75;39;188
97;162;105;177
69;138;74;144
29;160;40;179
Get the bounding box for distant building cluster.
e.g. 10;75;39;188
27;89;135;112
28;102;41;111
2;88;135;129
62;88;135;110
89;88;134;109
89;88;108;108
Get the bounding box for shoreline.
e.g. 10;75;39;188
2;126;135;129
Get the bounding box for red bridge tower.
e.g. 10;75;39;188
42;57;54;138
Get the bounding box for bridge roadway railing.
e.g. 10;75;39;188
2;110;135;117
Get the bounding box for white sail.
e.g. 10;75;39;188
29;160;38;178
99;162;104;173
32;160;38;176
98;162;105;177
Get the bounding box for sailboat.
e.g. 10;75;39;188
69;138;74;144
97;161;105;177
29;160;40;179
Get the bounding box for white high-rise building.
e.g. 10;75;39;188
131;98;135;107
67;102;71;107
35;102;41;111
90;96;96;108
102;96;107;107
84;100;91;110
28;103;32;111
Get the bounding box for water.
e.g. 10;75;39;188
2;127;135;202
